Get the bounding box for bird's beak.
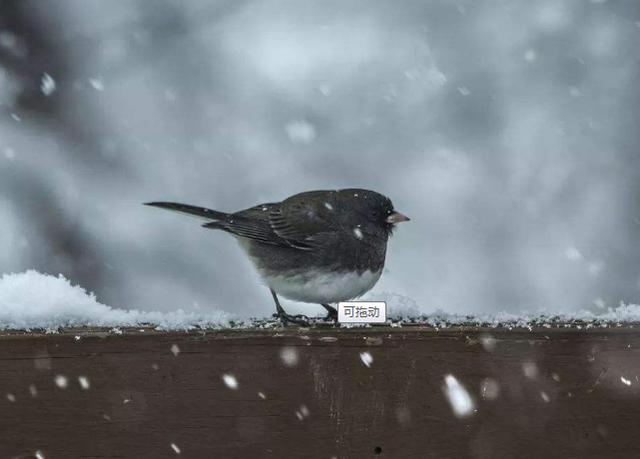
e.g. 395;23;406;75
386;211;410;224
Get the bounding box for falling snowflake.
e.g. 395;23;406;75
54;375;68;389
6;393;16;402
170;344;180;357
621;376;632;386
222;373;238;390
296;404;310;420
457;86;471;96
35;451;45;459
324;202;334;211
524;49;537;62
359;351;373;368
280;347;299;367
89;78;104;91
78;376;90;390
522;361;539;379
170;443;181;454
565;246;583;261
4;147;15;160
41;73;56;96
285;120;316;145
258;392;266;399
480;335;497;352
353;228;364;240
443;374;475;418
540;391;550;403
29;384;38;397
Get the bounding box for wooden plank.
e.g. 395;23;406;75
1;327;639;458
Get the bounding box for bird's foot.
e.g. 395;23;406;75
321;304;338;323
273;312;310;327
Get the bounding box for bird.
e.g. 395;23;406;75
145;189;409;326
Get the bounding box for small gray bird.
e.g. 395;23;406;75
145;189;409;325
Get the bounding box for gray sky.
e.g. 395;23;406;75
0;0;639;317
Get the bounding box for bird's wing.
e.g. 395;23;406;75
267;192;340;250
204;191;341;250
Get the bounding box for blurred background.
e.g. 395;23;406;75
0;0;638;318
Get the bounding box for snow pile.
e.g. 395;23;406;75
0;270;229;330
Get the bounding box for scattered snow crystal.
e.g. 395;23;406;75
78;376;90;390
565;247;583;261
522;361;539;379
360;351;373;368
280;347;299;367
285;120;316;145
54;375;68;389
40;73;56;96
4;147;15;160
443;374;475;418
524;49;537;62
89;78;104;91
480;335;497;352
222;373;238;390
296;404;310;420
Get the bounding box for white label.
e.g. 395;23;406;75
338;301;386;323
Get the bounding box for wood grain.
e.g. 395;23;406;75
1;327;639;458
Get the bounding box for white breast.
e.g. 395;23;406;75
263;269;382;304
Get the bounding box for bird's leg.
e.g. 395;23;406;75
321;304;338;322
270;289;310;327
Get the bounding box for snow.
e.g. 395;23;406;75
170;443;181;454
1;270;640;331
35;451;45;459
522;361;539;379
353;227;363;240
54;375;68;389
443;374;475;418
359;351;373;368
40;73;56;96
78;376;90;390
0;270;229;330
621;376;632;386
258;392;266;399
6;393;15;402
222;373;238;389
279;347;299;367
89;78;104;91
171;344;180;356
29;384;38;397
296;404;310;421
285;120;316;144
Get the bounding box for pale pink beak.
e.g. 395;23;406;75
386;212;410;224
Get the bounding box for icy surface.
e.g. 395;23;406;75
0;270;229;330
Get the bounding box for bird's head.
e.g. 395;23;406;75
338;189;410;236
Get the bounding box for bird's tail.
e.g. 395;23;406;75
144;202;228;228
